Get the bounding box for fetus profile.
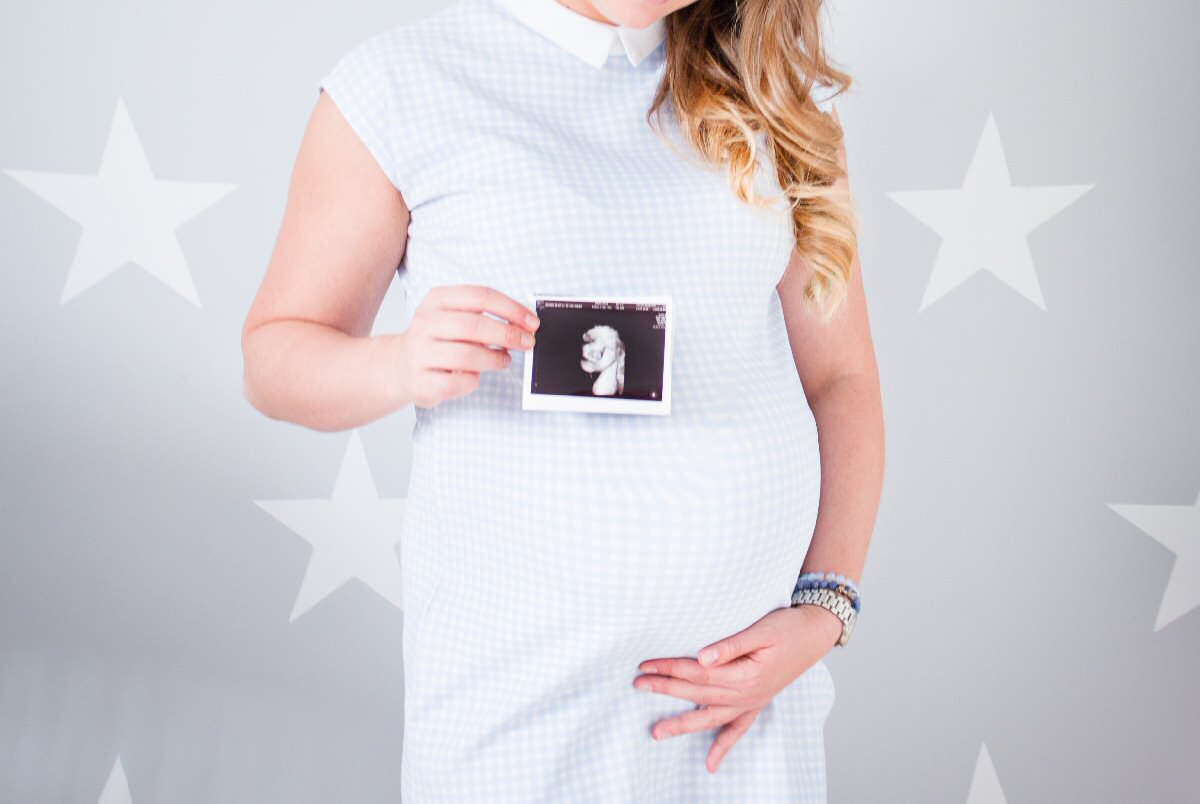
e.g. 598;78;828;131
580;324;625;396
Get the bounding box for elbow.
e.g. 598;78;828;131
241;362;296;428
240;327;274;420
241;359;270;420
241;368;266;418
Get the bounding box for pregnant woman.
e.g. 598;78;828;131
242;0;884;800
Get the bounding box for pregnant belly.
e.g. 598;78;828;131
416;396;821;657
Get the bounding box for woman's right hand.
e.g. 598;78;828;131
393;284;541;409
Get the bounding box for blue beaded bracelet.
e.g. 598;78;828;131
795;572;861;604
794;571;861;612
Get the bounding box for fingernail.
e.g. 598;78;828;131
641;664;656;674
525;314;540;330
699;648;718;665
521;333;534;347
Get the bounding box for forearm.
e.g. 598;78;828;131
242;320;410;433
800;372;885;585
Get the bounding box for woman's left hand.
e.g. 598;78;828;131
633;604;842;773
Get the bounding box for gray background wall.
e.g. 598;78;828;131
2;0;1197;801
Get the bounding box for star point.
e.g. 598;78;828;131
965;742;1010;804
1109;489;1200;632
95;755;133;804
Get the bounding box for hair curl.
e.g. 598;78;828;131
646;0;859;324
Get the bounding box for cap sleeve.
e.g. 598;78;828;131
318;36;406;195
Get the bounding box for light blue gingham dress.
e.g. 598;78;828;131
319;1;836;800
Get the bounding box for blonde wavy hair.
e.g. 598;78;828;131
647;0;859;324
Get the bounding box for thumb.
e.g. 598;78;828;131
697;623;767;667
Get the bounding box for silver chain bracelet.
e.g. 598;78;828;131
791;586;858;647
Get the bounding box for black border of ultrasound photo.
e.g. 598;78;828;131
520;293;674;416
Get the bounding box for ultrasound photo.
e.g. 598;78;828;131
520;294;674;415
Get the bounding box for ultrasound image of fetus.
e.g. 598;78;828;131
580;324;625;396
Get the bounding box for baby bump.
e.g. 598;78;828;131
423;406;820;647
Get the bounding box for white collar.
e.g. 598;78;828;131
495;0;667;69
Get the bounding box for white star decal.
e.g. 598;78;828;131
95;756;133;804
889;112;1093;312
965;742;1008;804
255;430;406;622
3;95;235;306
1109;489;1200;631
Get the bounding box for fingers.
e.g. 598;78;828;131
650;704;741;741
405;285;537;391
424;368;482;402
402;285;540;409
699;632;749;667
638;657;755;687
424;309;534;353
424;339;513;374
633;671;742;707
706;709;759;773
698;615;779;667
427;284;540;333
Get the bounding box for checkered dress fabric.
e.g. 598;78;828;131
319;1;836;800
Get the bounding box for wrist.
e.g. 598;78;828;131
375;331;413;412
788;602;844;652
810;604;845;650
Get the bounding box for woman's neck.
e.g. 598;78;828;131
554;1;614;26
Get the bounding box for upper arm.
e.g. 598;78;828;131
242;69;410;345
776;106;878;401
